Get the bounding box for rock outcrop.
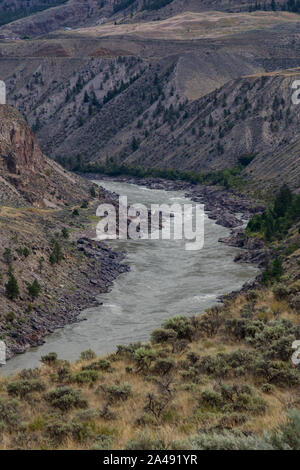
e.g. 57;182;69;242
0;104;90;207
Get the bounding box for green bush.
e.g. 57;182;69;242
73;370;99;385
41;352;58;365
199;384;267;416
61;227;69;239
199;389;223;410
82;359;113;372
49;241;63;265
27;279;41;299
273;284;291;300
269;409;300;450
80;349;96;361
162;316;195;340
125;431;165;450
0;398;20;427
261;383;276;394
104;383;132;403
190;430;272;450
45;420;94;444
254;359;299;387
134;347;157;372
152;358;175;376
151;328;177;344
7;379;45;398
45;386;88;411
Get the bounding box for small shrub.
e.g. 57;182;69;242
125;431;165;450
162;316;195;340
73;370;99;385
7;379;45;398
45;386;88;411
199;389;223;410
134;347;157;372
82;359;113;372
152;358;175;376
80;349;96;361
0;398;20;427
40;352;58;365
61;227;69;239
273;284;291;300
151;328;177;343
261;383;276;394
18;368;40;380
104;382;132;403
190;430;271;450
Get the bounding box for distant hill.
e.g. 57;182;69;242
0;0;68;28
0;0;292;39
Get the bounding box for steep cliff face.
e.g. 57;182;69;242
0;104;45;173
0;104;90;207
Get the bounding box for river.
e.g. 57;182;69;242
1;180;258;375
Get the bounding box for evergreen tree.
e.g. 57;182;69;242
5;272;19;300
3;248;13;265
49;241;63;265
274;184;292;218
27;279;41;299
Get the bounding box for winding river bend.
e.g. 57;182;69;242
2;181;258;375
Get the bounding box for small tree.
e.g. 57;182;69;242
3;248;13;265
49;241;63;265
27;279;41;299
90;186;96;198
38;256;44;273
5;272;19;300
61;227;69;239
274;184;292;218
23;247;30;257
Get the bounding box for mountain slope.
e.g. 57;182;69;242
119;71;300;189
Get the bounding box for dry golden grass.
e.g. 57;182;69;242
66;11;300;42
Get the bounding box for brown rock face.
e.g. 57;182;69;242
0;105;45;174
0;104;90;207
